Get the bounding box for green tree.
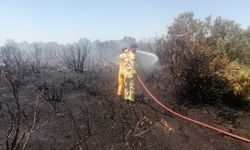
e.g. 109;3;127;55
157;12;250;106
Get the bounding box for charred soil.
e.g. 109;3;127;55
0;69;249;150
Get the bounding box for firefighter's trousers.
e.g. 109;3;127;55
124;75;135;101
117;70;124;96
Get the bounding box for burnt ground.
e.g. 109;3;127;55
0;68;250;150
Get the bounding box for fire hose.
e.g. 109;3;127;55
137;74;250;143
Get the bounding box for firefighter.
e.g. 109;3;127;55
124;44;137;102
117;48;128;97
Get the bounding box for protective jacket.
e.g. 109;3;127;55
124;51;136;101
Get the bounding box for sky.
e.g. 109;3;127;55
0;0;250;46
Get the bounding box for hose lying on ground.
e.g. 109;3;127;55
137;74;250;143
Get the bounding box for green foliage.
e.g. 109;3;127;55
157;12;250;106
211;19;250;66
214;61;250;97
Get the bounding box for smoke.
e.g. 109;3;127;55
0;37;159;72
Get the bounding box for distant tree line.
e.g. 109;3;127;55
0;36;142;71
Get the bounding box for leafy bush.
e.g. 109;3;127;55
214;61;250;99
157;12;250;107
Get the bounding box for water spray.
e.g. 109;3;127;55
136;50;159;70
136;50;159;63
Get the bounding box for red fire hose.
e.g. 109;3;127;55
137;75;250;143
